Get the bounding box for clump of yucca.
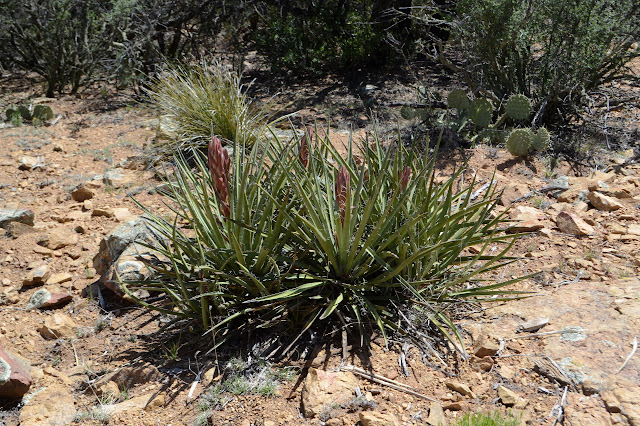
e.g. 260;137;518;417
124;126;528;358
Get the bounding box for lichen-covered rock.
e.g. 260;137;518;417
0;209;35;229
0;343;32;399
93;217;157;277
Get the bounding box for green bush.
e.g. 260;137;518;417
124;125;526;355
0;0;130;97
251;1;401;75
446;0;640;123
453;410;521;426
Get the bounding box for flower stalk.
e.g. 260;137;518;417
207;136;231;218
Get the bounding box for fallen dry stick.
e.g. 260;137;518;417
340;365;440;403
615;336;638;374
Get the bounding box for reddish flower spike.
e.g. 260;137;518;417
399;166;412;191
207;136;231;218
298;126;312;169
335;166;350;225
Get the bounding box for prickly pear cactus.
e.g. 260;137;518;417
447;89;471;110
531;127;550;151
5;108;18;121
17;105;32;121
505;94;532;121
506;128;533;157
27;289;51;310
33;105;54;121
469;98;494;127
0;357;10;383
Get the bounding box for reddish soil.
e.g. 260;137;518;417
0;65;639;426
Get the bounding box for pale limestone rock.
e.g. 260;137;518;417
555;211;595;235
19;384;76;425
301;368;358;418
38;313;78;339
587;191;624;211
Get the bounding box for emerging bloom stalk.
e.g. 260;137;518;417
335;166;350;225
207;136;231;218
299;126;312;169
399;166;412;191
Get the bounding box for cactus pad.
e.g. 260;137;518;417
5;108;18;122
531;127;550;151
469;98;494;127
33;105;54;121
505;94;532;121
447;89;471;110
506;128;533;157
17;105;32;121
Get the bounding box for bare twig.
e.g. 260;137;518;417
615;336;638;374
550;386;568;426
340;365;440;403
506;327;588;341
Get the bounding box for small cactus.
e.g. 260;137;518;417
33;105;54;121
531;127;550;151
506;128;533;157
447;89;471;110
469;98;494;127
504;94;532;121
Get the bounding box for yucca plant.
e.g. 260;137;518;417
146;62;275;155
124;127;527;356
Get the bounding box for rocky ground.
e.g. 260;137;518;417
1;71;640;426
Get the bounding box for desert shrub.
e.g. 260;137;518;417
146;62;275;153
0;0;128;97
124;125;526;356
251;0;406;75
444;0;640;123
453;410;520;426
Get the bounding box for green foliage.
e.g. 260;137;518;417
146;63;275;153
506;128;533;157
124;124;527;354
0;0;129;97
453;410;520;426
449;0;640;122
252;1;399;75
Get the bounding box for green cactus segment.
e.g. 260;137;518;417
0;357;10;383
531;127;550;151
33;105;54;121
469;98;494;127
447;89;471;110
6;108;18;121
17;105;32;121
505;94;532;121
506;128;533;156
